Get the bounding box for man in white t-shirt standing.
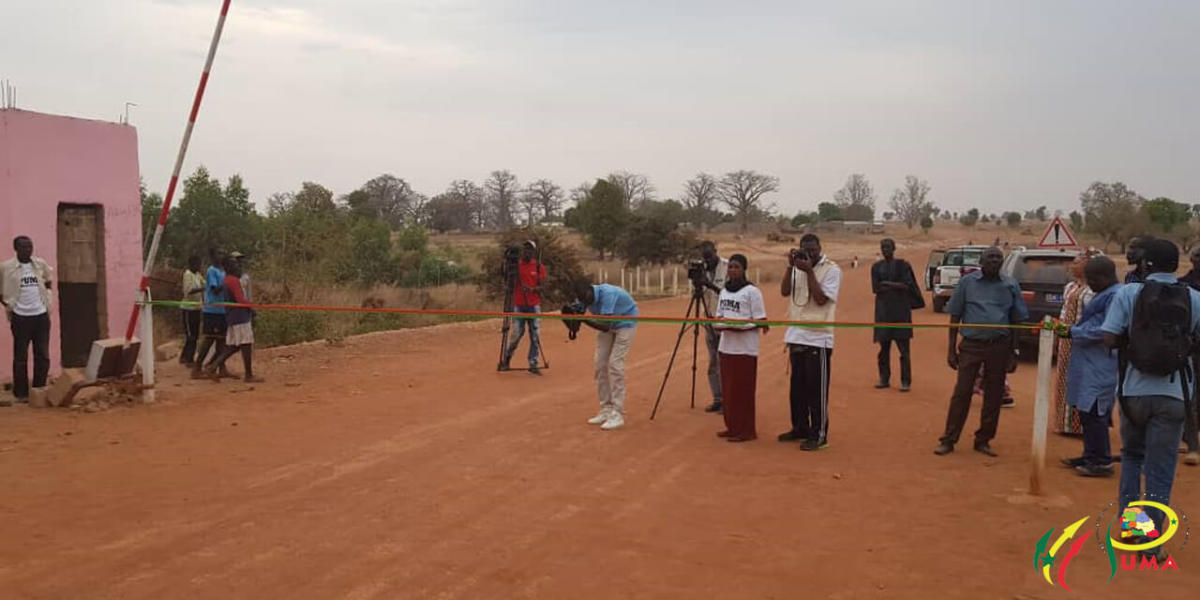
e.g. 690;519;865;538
1;236;55;407
779;234;841;451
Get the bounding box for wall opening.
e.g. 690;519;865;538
56;204;107;368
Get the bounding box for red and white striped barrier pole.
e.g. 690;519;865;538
125;0;232;343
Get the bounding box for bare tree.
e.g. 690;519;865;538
406;192;430;226
888;175;934;229
606;171;655;208
682;172;722;231
447;179;486;230
352;174;420;227
718;170;780;232
485;170;520;229
568;182;591;207
525;179;565;223
833;173;876;221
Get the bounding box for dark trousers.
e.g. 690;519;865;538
878;338;911;385
1119;395;1186;533
1184;393;1199;453
940;337;1009;446
1183;361;1199;452
788;345;832;442
180;310;201;364
10;312;51;398
719;353;757;439
705;325;722;403
1079;403;1112;466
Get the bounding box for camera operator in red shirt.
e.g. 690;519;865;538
500;241;548;375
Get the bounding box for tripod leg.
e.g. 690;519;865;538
533;316;549;369
497;316;511;370
651;295;700;420
693;294;714;410
691;313;700;409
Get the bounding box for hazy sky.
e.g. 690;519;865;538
4;0;1198;216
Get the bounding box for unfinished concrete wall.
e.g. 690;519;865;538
0;109;142;380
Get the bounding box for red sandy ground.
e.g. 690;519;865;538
1;246;1197;599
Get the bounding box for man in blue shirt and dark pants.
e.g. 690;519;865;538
577;282;638;431
934;247;1028;457
1102;238;1195;562
191;248;231;379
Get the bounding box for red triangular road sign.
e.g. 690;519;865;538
1037;216;1078;248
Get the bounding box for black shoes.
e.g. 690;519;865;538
800;439;828;452
705;401;723;414
899;382;911;392
528;365;541;376
933;443;997;457
874;381;890;389
778;431;805;442
1075;463;1115;478
1001;398;1016;408
1060;456;1086;468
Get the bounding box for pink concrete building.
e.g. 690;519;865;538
0;109;143;380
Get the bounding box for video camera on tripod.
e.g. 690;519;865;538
686;259;709;288
502;245;521;278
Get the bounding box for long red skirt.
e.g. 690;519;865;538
720;353;758;439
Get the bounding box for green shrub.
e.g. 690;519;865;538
254;310;326;347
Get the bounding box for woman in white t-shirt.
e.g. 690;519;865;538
713;254;769;442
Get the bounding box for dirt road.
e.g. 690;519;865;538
1;246;1196;598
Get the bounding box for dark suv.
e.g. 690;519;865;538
1001;247;1083;353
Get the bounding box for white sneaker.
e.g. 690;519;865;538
600;413;625;431
587;410;611;425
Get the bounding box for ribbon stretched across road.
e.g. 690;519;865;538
144;300;1043;331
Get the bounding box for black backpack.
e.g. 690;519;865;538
1127;281;1193;377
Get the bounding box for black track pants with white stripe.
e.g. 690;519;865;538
789;344;832;442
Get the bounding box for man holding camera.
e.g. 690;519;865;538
780;234;841;451
698;241;729;413
501;240;547;375
574;282;639;431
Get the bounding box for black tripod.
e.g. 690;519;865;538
497;249;549;372
650;282;713;419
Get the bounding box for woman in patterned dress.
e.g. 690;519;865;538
1053;252;1096;434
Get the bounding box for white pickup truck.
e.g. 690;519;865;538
924;245;990;313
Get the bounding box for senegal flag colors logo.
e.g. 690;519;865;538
1034;501;1187;590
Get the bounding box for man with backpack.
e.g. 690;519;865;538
1101;238;1197;561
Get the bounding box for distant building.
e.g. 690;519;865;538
811;220;873;234
0;109;142;378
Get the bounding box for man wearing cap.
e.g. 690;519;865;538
231;251;251;303
501;240;547;375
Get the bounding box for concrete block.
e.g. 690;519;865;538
154;341;181;362
85;338;140;381
46;369;87;408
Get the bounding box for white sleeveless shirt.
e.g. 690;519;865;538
783;257;841;349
